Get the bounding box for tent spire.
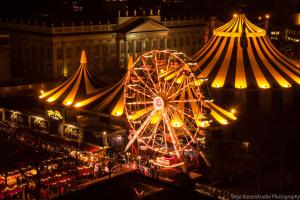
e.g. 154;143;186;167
80;50;87;64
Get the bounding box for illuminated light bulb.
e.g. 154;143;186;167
221;119;228;125
114;111;122;116
40;90;44;94
64;101;72;106
265;14;270;19
233;13;238;18
47;97;54;102
214;84;219;88
258;16;262;20
231;109;236;114
74;103;82;108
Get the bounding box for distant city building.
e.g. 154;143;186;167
0;11;210;80
0;33;11;82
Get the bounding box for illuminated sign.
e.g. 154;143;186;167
10;112;23;124
32;117;47;131
63;125;80;139
47;110;63;120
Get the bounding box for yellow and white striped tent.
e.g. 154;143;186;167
39;50;103;106
193;14;300;89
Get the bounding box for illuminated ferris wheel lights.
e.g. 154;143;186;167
171;120;182;128
204;99;214;103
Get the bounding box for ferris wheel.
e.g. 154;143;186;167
124;50;211;167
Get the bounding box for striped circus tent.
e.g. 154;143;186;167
73;57;133;116
193;14;300;90
39;50;103;106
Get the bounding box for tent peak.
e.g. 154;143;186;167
81;50;87;64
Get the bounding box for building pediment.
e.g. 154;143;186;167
116;17;169;33
128;20;169;33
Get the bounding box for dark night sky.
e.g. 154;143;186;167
0;0;299;25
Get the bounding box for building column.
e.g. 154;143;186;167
141;40;145;54
125;40;129;67
117;39;121;69
164;37;167;49
133;40;137;60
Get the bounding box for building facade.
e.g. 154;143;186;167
0;13;209;80
0;33;11;82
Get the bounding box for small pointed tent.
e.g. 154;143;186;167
39;50;103;106
193;14;300;89
73;57;133;116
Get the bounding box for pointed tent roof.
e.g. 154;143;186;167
39;50;103;106
193;14;300;89
73;57;133;116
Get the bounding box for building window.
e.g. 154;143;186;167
32;46;36;57
102;43;108;55
47;47;52;59
167;39;171;48
39;47;44;58
192;36;196;45
186;37;190;46
25;47;29;56
179;38;183;47
57;48;63;60
66;47;72;59
111;43;116;54
120;42;125;53
198;35;202;44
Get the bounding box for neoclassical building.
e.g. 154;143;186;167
0;33;11;82
0;13;210;80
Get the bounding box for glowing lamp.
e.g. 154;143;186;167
261;85;270;89
114;111;123;116
230;109;236;114
40;90;44;94
220;119;228;125
172;120;182;128
258;16;262;20
74;103;82;108
265;14;270;19
233;13;238;18
213;84;220;88
47;97;55;102
64;101;72;106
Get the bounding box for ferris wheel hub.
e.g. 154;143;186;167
153;96;164;110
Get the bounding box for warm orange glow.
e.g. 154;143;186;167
47;97;55;102
74;102;82;108
40;90;44;94
233;13;238;18
265;14;270;19
231;108;236;114
64;101;73;106
80;50;87;64
114;111;123;116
